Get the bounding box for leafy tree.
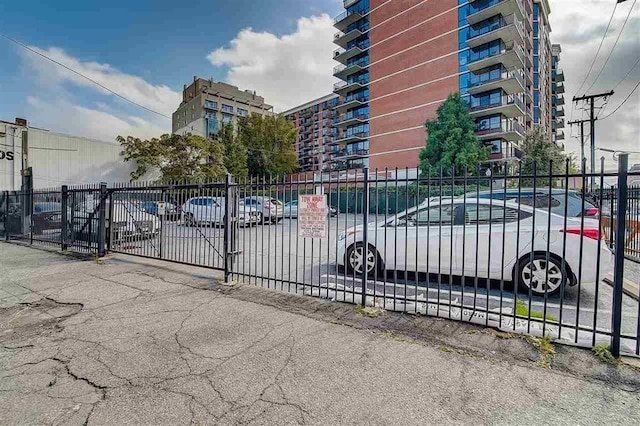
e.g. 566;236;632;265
519;127;568;175
216;123;248;181
419;93;488;176
118;133;226;183
237;114;298;177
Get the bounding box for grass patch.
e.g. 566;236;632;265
440;345;453;353
592;344;618;365
356;305;385;318
495;331;515;339
526;335;556;368
516;300;558;322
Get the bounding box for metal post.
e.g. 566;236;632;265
611;153;628;357
97;182;107;257
361;167;369;307
223;173;232;283
61;185;68;251
590;99;596;190
3;191;8;241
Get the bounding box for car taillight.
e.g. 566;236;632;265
264;204;270;209
561;228;601;240
584;208;599;217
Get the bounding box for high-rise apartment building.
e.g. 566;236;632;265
332;0;560;171
172;77;273;138
283;94;343;172
551;43;566;146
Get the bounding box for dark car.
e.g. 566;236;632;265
140;201;180;220
32;202;66;234
467;188;599;218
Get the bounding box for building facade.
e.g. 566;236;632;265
283;94;343;172
172;77;274;138
0;118;141;191
332;0;559;171
551;43;566;147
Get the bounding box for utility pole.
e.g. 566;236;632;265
573;91;614;189
567;119;590;168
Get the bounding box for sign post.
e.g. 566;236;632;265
298;194;328;239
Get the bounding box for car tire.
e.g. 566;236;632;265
184;213;196;227
255;212;264;225
515;254;568;297
346;243;381;277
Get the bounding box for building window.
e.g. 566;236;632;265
222;104;234;113
204;100;217;110
237;108;248;117
222;113;233;124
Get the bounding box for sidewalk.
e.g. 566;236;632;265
1;243;639;425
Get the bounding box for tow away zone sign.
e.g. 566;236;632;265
298;194;328;238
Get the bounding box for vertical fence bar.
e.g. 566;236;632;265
224;174;232;283
98;182;107;257
611;153;629;357
361;167;369;307
61;185;69;251
3;190;8;241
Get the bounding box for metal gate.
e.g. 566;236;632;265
106;177;238;279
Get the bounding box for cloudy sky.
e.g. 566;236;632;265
0;0;637;167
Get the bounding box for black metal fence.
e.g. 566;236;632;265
1;156;639;357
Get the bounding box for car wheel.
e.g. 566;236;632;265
184;213;196;227
346;243;380;276
515;254;567;297
255;212;264;225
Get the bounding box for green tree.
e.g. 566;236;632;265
419;93;488;176
519;127;568;175
238;114;298;177
217;123;248;181
118;133;226;183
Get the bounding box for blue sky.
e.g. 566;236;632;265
0;0;638;164
0;0;342;139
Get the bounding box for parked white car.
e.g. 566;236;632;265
181;197;260;227
110;201;160;239
243;196;284;223
337;198;612;296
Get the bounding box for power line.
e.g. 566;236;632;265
599;80;640;120
612;54;640;92
0;33;172;120
574;1;619;96
585;0;638;94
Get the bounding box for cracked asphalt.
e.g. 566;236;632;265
1;243;640;425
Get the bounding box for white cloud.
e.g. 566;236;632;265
549;0;640;168
207;14;337;112
21;46;181;117
26;96;168;142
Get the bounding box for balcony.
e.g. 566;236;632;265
553;82;565;94
333;41;369;64
332;131;369;145
468;70;525;95
333;148;369;160
554;105;565;117
555;118;565;129
467;44;525;73
334;112;369;128
554;68;565;82
333;79;368;96
556;130;565;141
334;28;366;48
333;57;369;80
334;8;366;32
336;94;369;112
466;15;525;49
469;95;526;119
552;94;565;106
476;119;525;142
467;0;525;26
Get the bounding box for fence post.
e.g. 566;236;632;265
97;182;107;258
3;191;8;241
611;153;628;357
61;185;68;251
362;167;369;307
224;173;232;284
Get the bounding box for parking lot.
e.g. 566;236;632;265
105;213;640;353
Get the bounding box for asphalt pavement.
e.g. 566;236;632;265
2;242;640;425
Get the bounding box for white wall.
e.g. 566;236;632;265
0;123;153;190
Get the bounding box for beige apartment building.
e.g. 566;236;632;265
172;77;274;138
